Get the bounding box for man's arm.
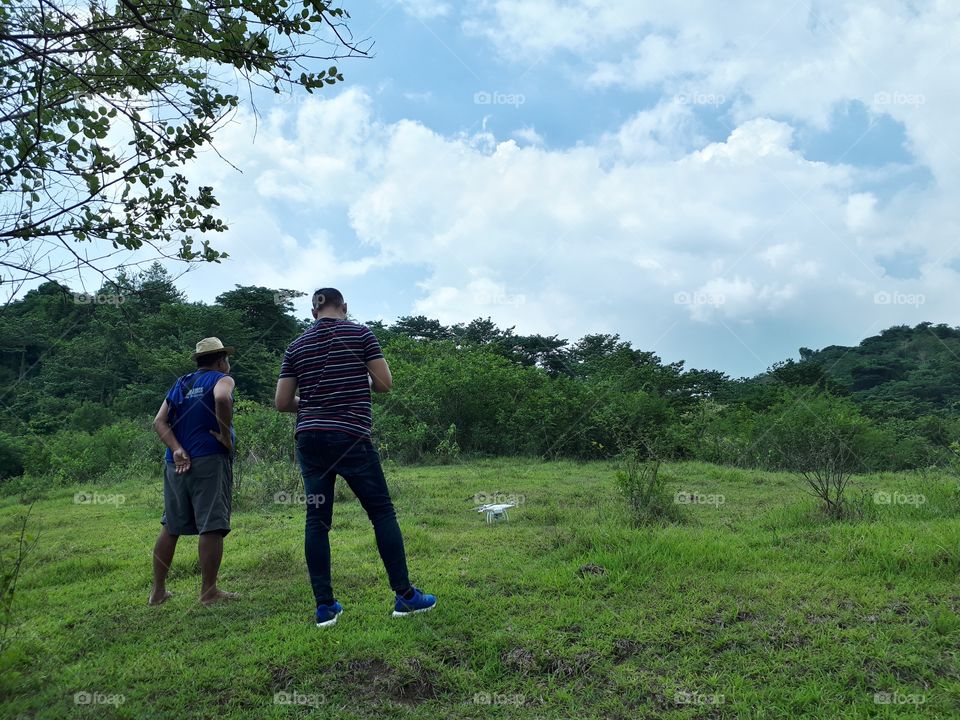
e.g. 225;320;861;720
210;376;235;451
275;377;299;413
367;358;393;393
153;400;191;474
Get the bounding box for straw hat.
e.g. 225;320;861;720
191;337;235;360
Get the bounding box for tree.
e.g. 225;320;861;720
0;0;369;295
391;316;452;341
215;284;304;349
761;391;872;518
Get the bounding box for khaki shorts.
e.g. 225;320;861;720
161;453;232;536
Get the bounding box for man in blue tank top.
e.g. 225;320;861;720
148;337;238;606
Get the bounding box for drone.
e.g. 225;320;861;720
475;502;516;523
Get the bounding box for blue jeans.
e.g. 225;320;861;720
295;430;411;606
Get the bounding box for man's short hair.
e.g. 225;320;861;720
197;351;227;368
312;287;345;311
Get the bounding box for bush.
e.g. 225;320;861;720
760;391;871;519
233;460;302;509
372;409;431;463
614;449;682;526
434;424;461;464
19;418;160;485
232;400;295;463
66;403;113;432
0;434;25;482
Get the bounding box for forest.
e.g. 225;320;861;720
1;264;956;486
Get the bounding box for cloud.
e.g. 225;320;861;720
512;126;545;146
170;80;952;375
397;0;451;21
467;1;960;179
167;1;959;374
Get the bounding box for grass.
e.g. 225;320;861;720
1;458;959;718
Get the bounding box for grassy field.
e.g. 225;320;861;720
1;458;959;719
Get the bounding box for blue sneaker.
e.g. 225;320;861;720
392;586;437;617
315;600;343;627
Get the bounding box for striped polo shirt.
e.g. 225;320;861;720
279;318;385;439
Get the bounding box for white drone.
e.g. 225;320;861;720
475;502;516;523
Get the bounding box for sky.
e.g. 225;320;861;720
64;1;960;376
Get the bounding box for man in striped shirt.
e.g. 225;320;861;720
275;288;436;627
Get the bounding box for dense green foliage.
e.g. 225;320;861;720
1;267;958;487
1;0;365;284
801;323;960;418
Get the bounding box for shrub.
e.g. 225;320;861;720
434;424;461;464
760;391;871;519
233;460;302;509
372;409;431;463
19;418;159;486
232;400;295;463
0;434;25;482
614;449;682;526
66;403;114;432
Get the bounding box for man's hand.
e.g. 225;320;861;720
209;429;233;453
172;447;191;474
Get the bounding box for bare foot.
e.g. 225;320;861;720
200;588;239;606
148;590;173;606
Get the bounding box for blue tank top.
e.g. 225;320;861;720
163;370;235;462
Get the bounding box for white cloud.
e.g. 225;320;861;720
845;192;877;232
512;126;545;146
166;0;960;374
601;100;704;162
172;83;951;374
467;1;960;182
398;0;451;21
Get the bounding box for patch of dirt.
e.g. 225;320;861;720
576;563;606;577
554;650;600;680
502;646;538;675
612;638;643;663
888;600;912;616
268;664;293;690
501;646;599;681
340;657;441;706
709;609;757;628
391;659;439;705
